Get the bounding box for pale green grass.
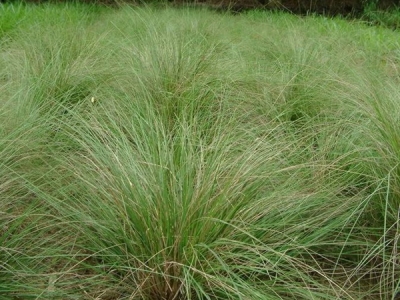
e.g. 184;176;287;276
1;3;399;299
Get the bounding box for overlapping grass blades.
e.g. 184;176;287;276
0;4;399;299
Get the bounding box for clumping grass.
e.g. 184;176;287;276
362;5;400;29
1;3;400;299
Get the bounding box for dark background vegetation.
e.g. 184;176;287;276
180;0;400;15
1;0;399;15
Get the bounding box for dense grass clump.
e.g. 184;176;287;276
1;3;399;299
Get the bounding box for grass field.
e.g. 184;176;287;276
1;2;399;299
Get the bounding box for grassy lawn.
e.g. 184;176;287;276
1;2;399;299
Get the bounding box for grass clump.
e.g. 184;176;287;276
362;4;400;29
0;3;399;300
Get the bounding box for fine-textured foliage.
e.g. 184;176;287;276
1;3;399;300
